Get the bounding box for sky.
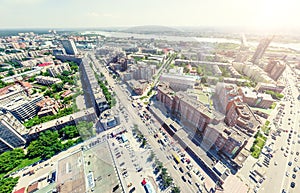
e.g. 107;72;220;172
0;0;299;30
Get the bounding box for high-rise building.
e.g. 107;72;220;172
269;61;286;81
251;37;273;64
61;39;78;55
0;109;27;153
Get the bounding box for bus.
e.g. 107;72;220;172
171;151;181;164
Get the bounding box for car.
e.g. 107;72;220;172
188;179;193;185
186;165;191;170
295;158;298;162
296;152;299;156
282;189;287;193
292;174;296;179
294;167;299;172
187;172;192;178
181;176;187;182
291;182;295;188
179;167;184;173
173;165;178;170
286;172;289;177
288;161;293;166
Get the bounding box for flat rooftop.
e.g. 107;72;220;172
56;150;86;193
84;140;121;193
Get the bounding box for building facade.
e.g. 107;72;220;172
4;95;44;122
47;63;71;77
36;76;62;85
61;39;78;55
0;109;27;153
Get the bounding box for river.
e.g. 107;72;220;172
82;31;300;51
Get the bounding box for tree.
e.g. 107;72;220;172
51;83;64;93
0;149;25;174
201;76;207;84
42;71;50;76
61;70;72;77
172;186;181;193
28;76;35;82
0;177;19;193
27;130;63;159
0;80;8;89
59;125;80;139
6;70;15;76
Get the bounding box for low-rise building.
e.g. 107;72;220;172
126;79;148;95
36;97;62;118
35;76;62;85
47;63;71;77
160;73;197;91
255;82;285;93
99;109;120;130
238;87;275;109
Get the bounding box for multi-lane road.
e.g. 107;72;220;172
89;53;208;193
258;66;300;193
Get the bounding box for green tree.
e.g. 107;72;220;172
0;149;25;174
61;70;72;77
51;83;64;92
6;70;15;76
0;177;19;193
172;186;181;193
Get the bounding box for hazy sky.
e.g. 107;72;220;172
0;0;299;30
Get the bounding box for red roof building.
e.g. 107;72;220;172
37;62;53;67
13;187;25;193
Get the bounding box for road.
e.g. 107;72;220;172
258;65;300;193
89;53;201;193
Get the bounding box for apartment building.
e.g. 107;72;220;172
35;76;62;85
255;82;285;93
61;39;78;55
47;63;71;77
264;60;286;81
160;73;197;91
225;99;261;136
238;87;275;109
3;94;44;122
214;82;241;114
0;109;27;153
157;83;224;133
0;84;28;106
202;122;248;158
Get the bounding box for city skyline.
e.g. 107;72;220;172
1;0;300;31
